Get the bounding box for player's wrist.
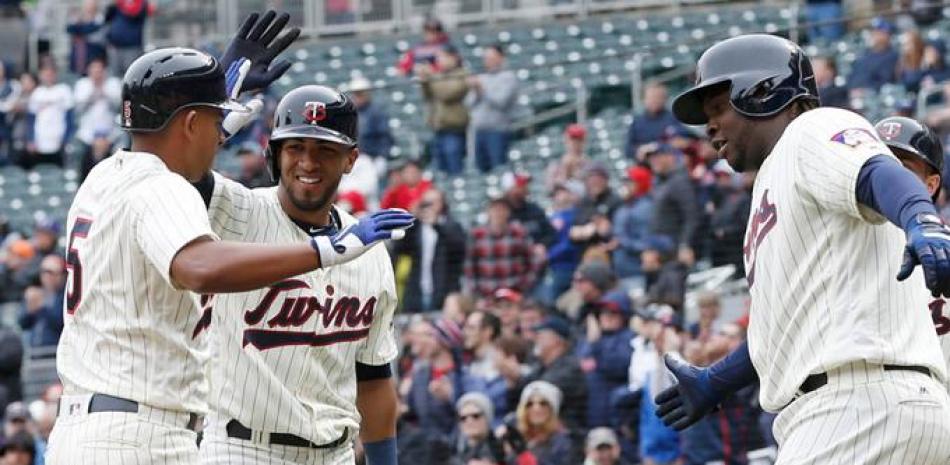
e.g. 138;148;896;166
364;437;397;465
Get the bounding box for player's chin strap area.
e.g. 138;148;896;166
225;418;348;449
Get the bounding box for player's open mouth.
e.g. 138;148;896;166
296;176;322;185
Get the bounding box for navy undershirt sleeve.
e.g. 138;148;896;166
356;362;392;381
855;155;937;231
707;340;758;395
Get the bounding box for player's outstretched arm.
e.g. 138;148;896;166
856;155;950;296
169;209;413;294
357;370;398;465
655;341;758;431
220;10;300;95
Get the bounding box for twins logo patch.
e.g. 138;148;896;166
303;101;327;125
830;128;879;148
877;121;902;140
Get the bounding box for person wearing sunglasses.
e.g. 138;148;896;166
451;392;497;465
512;381;573;465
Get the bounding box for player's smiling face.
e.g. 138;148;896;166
277;138;357;213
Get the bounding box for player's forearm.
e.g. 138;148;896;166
171;238;320;293
856;155;937;231
356;377;398;441
706;340;758;396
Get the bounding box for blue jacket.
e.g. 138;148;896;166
546;208;580;272
529;430;574;465
612;195;654;278
625;109;690;159
18;290;64;348
460;368;509;423
356;100;393;158
580;328;633;427
848;47;898;90
639;374;680;463
407;362;460;440
105;3;147;48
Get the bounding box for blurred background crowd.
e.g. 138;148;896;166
0;0;948;464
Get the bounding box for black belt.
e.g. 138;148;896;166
226;419;348;449
799;365;932;395
58;393;203;432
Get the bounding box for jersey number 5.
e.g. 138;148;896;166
66;218;93;315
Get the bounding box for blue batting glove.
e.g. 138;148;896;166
310;209;414;268
897;213;950;298
654;354;724;431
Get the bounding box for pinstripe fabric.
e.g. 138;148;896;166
198;413;354;465
46;395;199;464
200;174;397;461
772;362;950;464
742;108;950;463
745;108;947;413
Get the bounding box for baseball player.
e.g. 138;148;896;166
652;35;950;464
195;85;399;465
874;116;950;389
47;13;413;465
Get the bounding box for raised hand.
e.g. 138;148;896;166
220;10;301;94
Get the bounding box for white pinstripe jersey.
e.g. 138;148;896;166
57;150;218;413
203;173;398;444
931;298;950;390
743;108;948;412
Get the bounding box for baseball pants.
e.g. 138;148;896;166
46;394;199;465
772;361;950;465
199;413;354;465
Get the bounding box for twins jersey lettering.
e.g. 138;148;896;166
202;173;398;445
743;108;947;412
931;298;950;390
57;150;218;413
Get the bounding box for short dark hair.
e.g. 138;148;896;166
487;43;505;56
475;310;502;341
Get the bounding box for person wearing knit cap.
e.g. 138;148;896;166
451;392;500;465
514;380;574;465
612;164;655;281
579;288;635;428
404;318;464;441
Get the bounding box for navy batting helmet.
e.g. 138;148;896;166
875;116;944;174
672;34;820;125
265;85;358;181
120;47;247;132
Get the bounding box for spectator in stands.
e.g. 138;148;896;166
633;306;680;465
543;181;583;305
489;288;523;339
74;57;120;163
0;1;27;75
404;318;465;442
397;188;466;313
805;0;844;41
325;0;354;25
17;255;65;348
24;62;72;169
919;40;950;91
399;18;450;76
584;427;629;465
507;317;587;435
642;236;687;314
645;143;698;266
0;240;35;303
451;392;500;464
503;171;555;248
78;130;112;183
517;299;546;344
898;30;928;94
559;260;614;323
464;197;539;297
348;77;393;163
687;291;721;348
612;166;654;284
66;0;106;75
7;72;34;164
26;400;53;444
0;431;36;465
461;310;508;418
380;159;431;210
579;289;633;428
812;56;848;109
546;124;590;193
624;82;690;159
2;403;42;465
0;63;21;165
226;143;266;188
708;164;752;276
467;44;518;173
569;163;621;260
0;325;22;417
512;380;574;465
420;45;470;176
28;217;59;265
104;0;152;76
848;17;898;93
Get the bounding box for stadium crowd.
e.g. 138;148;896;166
0;1;950;464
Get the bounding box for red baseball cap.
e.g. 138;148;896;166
493;288;523;303
565;124;587;140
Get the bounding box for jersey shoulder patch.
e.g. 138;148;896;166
830;128;880;148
